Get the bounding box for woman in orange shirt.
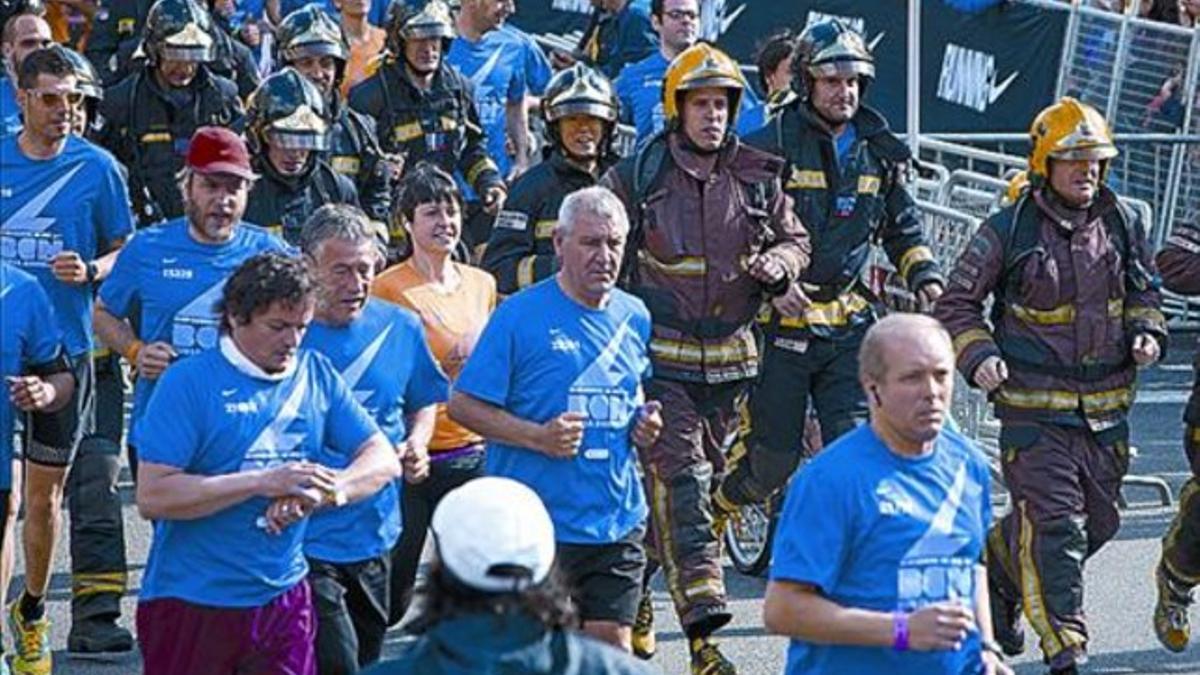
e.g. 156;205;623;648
373;163;497;625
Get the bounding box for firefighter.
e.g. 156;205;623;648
714;18;944;519
935;97;1166;675
601;43;810;673
242;67;359;247
481;63;619;294
96;0;243;227
1152;215;1200;653
348;0;505;260
276;4;392;224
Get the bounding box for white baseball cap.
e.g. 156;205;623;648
431;477;556;593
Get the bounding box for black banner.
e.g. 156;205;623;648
510;0;1068;133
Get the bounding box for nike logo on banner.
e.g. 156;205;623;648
936;43;1020;113
2;164;85;233
340;325;392;408
990;71;1020;104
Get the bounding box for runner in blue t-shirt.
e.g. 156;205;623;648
0;262;74;670
0;262;71;493
450;186;662;653
613;0;765;148
135;252;400;675
298;204;447;672
95;128;289;460
448;3;531;184
0;263;70;489
0;48;135;671
764;314;1010;675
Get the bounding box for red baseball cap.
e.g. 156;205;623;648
185;126;258;181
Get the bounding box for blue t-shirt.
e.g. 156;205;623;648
448;30;528;183
501;25;553;96
455;278;651;544
98;220;289;447
614;51;766;148
301;299;448;563
0;77;20;138
0;135;134;356
771;424;992;675
138;346;380;608
0;262;62;490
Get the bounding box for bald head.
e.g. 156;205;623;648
860;313;956;452
1;13;51;77
859;313;953;383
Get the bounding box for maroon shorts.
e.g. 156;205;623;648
137;580;315;675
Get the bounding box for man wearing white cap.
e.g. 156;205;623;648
366;476;655;674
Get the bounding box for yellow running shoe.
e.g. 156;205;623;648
631;594;656;659
8;597;51;675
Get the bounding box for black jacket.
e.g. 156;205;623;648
348;59;503;197
326;97;392;223
97;65;244;226
243;156;359;246
83;0;155;87
746;100;943;338
482;152;610;295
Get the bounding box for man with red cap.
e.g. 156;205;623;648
94;126;291;483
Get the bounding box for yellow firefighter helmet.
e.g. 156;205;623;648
1028;97;1118;182
662;42;746;126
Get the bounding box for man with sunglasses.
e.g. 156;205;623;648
612;0;763;148
0;46;135;675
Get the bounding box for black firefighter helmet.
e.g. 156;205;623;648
276;4;349;86
791;18;874;100
246;66;332;153
385;0;455;57
541;63;619;158
142;0;217;65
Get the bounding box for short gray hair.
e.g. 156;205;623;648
858;313;953;382
555;186;630;238
300;203;385;259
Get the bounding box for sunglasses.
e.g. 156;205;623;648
23;89;85;107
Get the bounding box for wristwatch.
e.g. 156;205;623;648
85;261;99;283
321;485;348;508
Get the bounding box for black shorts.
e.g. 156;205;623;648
556;525;647;625
24;354;94;467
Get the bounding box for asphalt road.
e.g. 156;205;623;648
24;332;1200;674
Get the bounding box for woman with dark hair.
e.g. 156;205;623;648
365;477;654;674
372;162;497;626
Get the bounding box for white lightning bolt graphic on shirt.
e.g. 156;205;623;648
903;463;974;559
2;164;84;233
239;375;310;469
469;48;505;91
340;325;392;408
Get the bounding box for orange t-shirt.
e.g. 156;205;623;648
341;25;387;99
373;261;496;452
